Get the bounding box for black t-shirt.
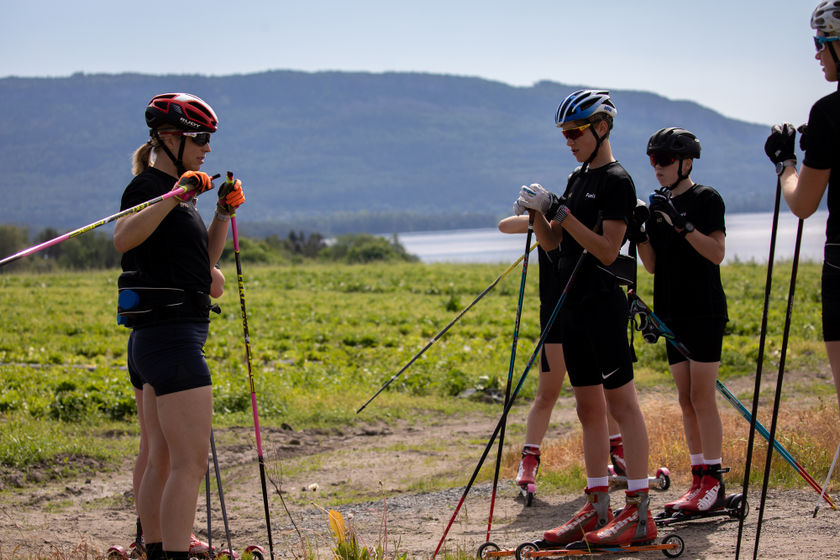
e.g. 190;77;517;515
120;167;211;293
556;162;637;300
803;90;840;246
647;184;728;322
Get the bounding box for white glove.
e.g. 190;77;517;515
517;183;554;214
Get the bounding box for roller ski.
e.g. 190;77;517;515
516;446;541;506
477;490;684;558
654;465;747;526
608;465;671;492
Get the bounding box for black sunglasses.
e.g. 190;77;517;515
649;154;677;167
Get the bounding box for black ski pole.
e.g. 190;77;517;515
210;429;234;556
752;218;804;560
734;176;784;560
356;242;540;413
431;251;588;560
486;214;534;541
205;463;213;558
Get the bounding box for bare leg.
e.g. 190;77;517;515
605;382;649;480
670;361;702;455
157;386;213;551
687;361;723;460
826;341;840;416
137;384;169;544
573;385;610;478
524;343;566;445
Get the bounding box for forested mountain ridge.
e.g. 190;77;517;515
0;70;773;236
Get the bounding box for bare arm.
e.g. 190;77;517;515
780;164;830;219
498;213;563;249
560;216;626;265
113;198;180;253
207;212;229;265
685;228;726;265
637;238;656;274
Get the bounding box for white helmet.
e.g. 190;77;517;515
812;1;840;35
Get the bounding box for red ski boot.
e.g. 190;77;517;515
516;446;541;487
543;486;612;545
663;464;703;512
679;465;726;512
580;489;656;546
609;436;626;478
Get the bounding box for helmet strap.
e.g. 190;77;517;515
664;158;691;191
583;122;606;171
150;130;187;176
831;42;840;91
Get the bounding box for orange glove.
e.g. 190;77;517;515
217;175;245;214
173;171;213;202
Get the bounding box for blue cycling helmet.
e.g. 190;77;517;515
555;89;618;127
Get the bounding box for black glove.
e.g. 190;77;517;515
764;123;796;164
649;190;686;230
627;198;649;243
798;123;808;152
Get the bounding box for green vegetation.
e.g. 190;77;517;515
0;260;829;480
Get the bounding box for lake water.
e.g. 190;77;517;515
396;210;829;264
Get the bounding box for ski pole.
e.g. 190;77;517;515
431;251;588;560
0;174;221;269
814;441;840;517
210;429;234;555
753;218;804;560
629;290;837;509
227;172;275;560
735;175;784;560
356;241;541;414
487;214;534;542
715;378;836;510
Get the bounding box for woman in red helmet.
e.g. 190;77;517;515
636;127;728;515
113;93;244;560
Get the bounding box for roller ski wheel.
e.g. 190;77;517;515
476;541;510;559
520;482;536;506
655;493;747;526
607;466;670;492
511;535;684;558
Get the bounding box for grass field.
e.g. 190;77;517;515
0;259;834;491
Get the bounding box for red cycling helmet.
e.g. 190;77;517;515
145;93;218;132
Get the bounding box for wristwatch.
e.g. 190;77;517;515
680;222;695;237
776;159;797;176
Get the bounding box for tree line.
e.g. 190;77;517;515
0;225;418;273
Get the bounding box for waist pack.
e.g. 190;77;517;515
596;253;636;287
117;271;219;328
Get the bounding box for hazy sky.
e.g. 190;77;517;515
1;0;830;126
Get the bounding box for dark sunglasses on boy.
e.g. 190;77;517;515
649;154;677;167
561;122;592;141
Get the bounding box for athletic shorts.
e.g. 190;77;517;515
127;322;211;396
559;288;634;390
823;244;840;341
540;301;564;372
664;318;726;365
127;330;143;390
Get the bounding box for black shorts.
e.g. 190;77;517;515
560;289;634;389
127;322;211;396
540;301;564;372
823;244;840;341
664;318;726;365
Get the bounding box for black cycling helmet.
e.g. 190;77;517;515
145;93;218;133
646;127;701;159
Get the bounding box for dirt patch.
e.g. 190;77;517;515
1;389;839;559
